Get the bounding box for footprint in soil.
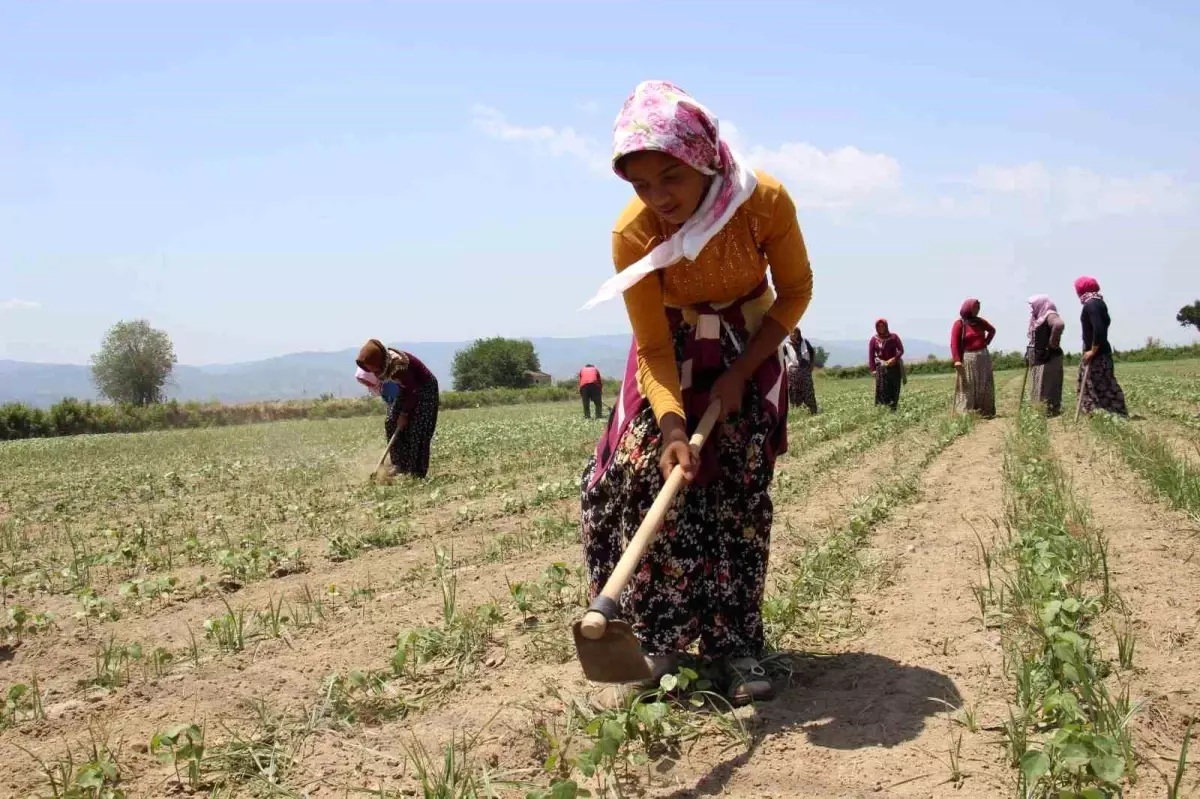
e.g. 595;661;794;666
662;650;962;798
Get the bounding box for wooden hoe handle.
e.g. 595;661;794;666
578;401;722;641
1074;361;1092;423
376;422;404;471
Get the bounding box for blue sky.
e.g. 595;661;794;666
1;0;1197;364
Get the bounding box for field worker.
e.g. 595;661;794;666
579;81;813;706
950;298;997;418
1026;294;1066;416
1074;276;1127;416
355;339;440;478
579;363;604;419
783;327;819;415
869;318;904;410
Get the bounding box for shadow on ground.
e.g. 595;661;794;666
659;650;963;798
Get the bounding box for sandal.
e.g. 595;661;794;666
726;656;774;706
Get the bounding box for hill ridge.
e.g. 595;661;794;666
0;334;949;407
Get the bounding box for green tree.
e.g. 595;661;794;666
451;337;541;391
812;345;830;368
1177;300;1200;331
90;319;177;405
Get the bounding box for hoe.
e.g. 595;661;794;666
572;401;721;683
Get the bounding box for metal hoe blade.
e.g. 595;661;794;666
571;620;652;684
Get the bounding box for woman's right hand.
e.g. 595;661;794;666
658;414;698;482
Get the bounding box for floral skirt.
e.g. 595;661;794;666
787;362;819;414
385;379;440;478
1077;355;1127;417
579;326;779;659
875;362;902;409
954;349;995;417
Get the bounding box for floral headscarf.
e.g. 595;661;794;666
959;298;981;320
1028;294;1058;335
1074;276;1102;305
356;366;382;396
581;80;757;309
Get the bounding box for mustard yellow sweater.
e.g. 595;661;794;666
611;171;813;421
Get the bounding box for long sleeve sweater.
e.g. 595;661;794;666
868;335;904;372
950;318;996;362
611;171;814;422
386;352;435;415
1080;298;1113;356
1028;313;1066;365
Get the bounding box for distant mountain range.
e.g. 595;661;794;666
0;335;950;408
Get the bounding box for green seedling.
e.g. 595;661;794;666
151;723;206;790
21;726;126;799
90;637;143;689
256;594;290;639
507;577;535;625
1002;707;1029;768
145;647;173;680
392;601;504;679
402;730;496;799
2;677;45;727
1167;718;1194;799
187;626;202;669
204;598;249;653
1113;616;1137;671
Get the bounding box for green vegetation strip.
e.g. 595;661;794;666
1122;378;1200;432
823;344;1200;380
986;409;1139;797
775;382;957;502
1088;413;1200;523
0;382;626;442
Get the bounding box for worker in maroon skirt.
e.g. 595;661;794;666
356;339;439;478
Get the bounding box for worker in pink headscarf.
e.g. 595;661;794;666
1026;295;1066;415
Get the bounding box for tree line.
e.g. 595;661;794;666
76;322;559;404
4;303;1196;440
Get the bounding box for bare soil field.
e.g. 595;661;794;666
2;364;1197;798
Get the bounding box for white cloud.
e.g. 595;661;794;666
472;105;902;210
0;299;40;311
470;105;1193;222
745;142;902;210
971;162;1192;221
974;162;1053;193
471;105;608;174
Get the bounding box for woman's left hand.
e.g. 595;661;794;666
710;368;747;422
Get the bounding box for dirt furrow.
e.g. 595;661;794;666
642;417;1011;798
1050;422;1200;795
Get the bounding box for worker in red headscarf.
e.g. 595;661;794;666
869;319;905;410
1074;276;1127;416
950;298;997;418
